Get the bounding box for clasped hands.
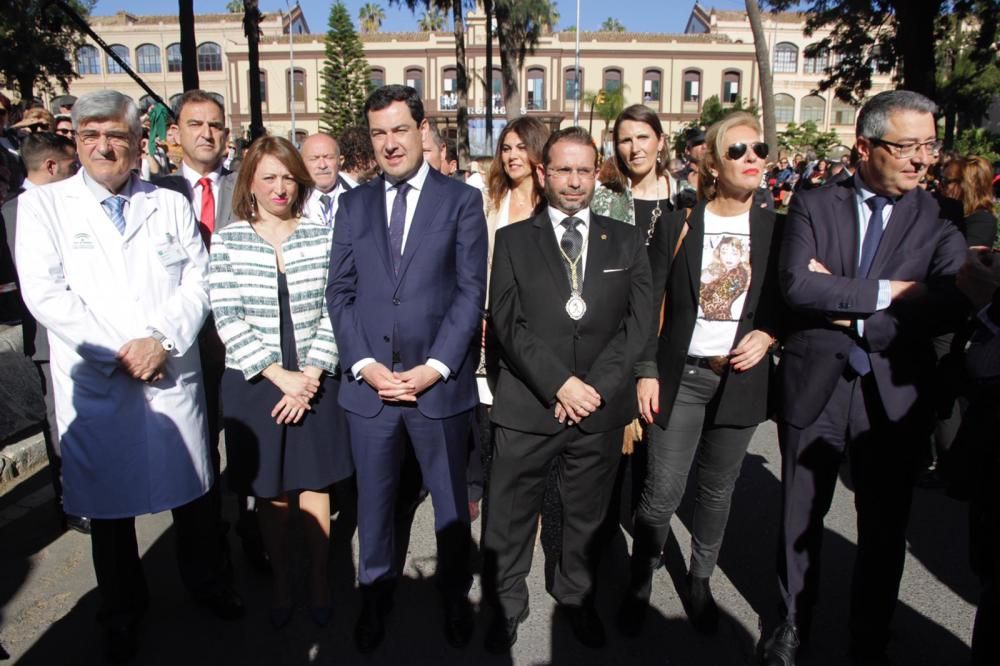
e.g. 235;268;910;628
265;364;323;425
361;362;441;403
117;337;167;383
553;376;602;426
808;258;924;328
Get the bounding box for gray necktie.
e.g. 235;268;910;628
388;181;410;275
319;193;332;226
560;217;583;291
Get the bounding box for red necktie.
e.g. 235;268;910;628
198;176;215;247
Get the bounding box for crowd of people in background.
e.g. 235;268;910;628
0;84;998;666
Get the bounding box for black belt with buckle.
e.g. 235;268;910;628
685;355;729;376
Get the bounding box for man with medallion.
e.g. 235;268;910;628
482;126;653;651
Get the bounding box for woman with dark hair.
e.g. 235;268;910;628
210;136;353;628
485;116;550;253
618;112;784;636
592;104;678;231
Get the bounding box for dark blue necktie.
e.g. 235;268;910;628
847;195;892;376
388;181;410;275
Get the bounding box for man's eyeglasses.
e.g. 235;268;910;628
869;137;942;160
726;142;769;160
547;166;597;180
77;131;132;148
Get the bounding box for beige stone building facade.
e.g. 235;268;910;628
39;2;893;156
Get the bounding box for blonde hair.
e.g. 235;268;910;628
697;112;763;201
959;156;995;217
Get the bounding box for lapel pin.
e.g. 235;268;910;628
600;233;607;240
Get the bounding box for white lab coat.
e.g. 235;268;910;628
15;171;213;519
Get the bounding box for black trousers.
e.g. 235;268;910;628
90;489;230;628
777;373;926;656
483;423;622;618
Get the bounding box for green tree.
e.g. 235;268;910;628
226;0;243;12
778;120;842;158
493;0;559;118
584;87;627;153
936;7;1000;147
358;3;386;34
418;8;446;31
320;2;370;136
599;17;626;32
670;95;761;155
954;127;1000;164
0;0;93;101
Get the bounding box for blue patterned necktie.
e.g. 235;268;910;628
388;181;410;275
102;195;127;235
847;195;892;377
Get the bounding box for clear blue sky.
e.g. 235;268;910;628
91;0;763;34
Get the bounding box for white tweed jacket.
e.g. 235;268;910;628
209;218;339;378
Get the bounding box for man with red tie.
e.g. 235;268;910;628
153;90;266;570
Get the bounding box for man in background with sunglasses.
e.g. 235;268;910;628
763;90;969;666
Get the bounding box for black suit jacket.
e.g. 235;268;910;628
643;201;784;429
489;210;653;435
778;175;969;428
152;168;238;230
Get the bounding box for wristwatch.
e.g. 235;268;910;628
149;328;175;352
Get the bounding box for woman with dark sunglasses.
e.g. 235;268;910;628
618;112;785;636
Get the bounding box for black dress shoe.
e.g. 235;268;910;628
195;585;246;621
616;595;648;638
762;622;800;666
685;574;719;634
103;622;139;664
355;587;388;653
484;607;529;654
563;604;606;649
442;595;474;648
64;514;91;534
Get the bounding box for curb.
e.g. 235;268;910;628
0;431;47;497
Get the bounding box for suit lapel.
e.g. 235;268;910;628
683;203;706;305
395;170;447;287
122;184;156;241
868;188;920;278
369;179;394;279
217;170;236;228
833;180;859;277
581;215;610;304
532;212;572;299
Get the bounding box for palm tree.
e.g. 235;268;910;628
417;8;446;31
600;17;626;32
358;3;386;34
225;0;243;12
584;86;627;153
745;0;776;160
494;0;558;119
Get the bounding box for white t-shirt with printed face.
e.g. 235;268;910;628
687;208;752;358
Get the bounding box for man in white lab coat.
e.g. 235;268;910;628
15;90;243;664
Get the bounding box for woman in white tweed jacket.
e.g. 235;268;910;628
209;137;352;629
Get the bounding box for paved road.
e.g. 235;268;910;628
0;422;977;665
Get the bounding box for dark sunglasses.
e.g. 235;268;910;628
726;142;769;160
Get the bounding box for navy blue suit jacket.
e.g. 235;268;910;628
326;167;487;419
778;176;969;428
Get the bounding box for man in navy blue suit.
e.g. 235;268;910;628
763;90;969;666
326;85;487;652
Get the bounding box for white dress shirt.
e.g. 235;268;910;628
351;160;449;382
548;205;591;283
305;182;345;227
182;162;223;222
853;171;893;336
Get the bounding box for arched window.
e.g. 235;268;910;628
643;69;662;103
246;70;268;105
832;99;856;126
774;42;798;73
76;45;100;75
136;44;161;74
197;42;222;72
405;67;424;98
369;67;385;90
800;94;825;124
682;69;702;109
603;67;622;93
722;70;741;104
490;66;504;106
526;67;545;111
803;44;828;74
107;44;130;75
774;93;795;123
564;67;582;102
166;43;182;73
287;68;306;105
441;66;458;110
